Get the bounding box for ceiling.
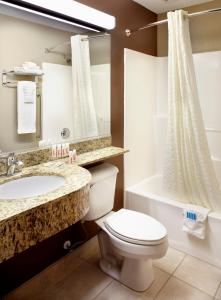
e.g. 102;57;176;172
132;0;215;13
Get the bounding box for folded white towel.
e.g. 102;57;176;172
14;67;43;75
183;204;210;239
14;62;42;75
23;62;38;68
17;81;36;134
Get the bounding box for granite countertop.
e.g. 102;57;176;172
76;146;128;166
0;146;127;224
0;161;91;223
0;145;127;262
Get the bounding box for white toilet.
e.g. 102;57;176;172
84;163;168;292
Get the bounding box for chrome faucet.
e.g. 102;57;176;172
0;152;24;176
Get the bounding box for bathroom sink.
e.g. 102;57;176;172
0;175;65;199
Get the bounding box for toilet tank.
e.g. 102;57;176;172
84;163;119;221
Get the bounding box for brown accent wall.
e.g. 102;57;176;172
77;0;157;212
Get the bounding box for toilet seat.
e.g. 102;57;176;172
104;209;167;246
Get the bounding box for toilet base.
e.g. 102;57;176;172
100;256;154;292
98;231;154;292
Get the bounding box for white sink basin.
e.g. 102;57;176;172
0;175;65;200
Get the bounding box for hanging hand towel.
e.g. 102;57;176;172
183;204;210;239
17;81;36;134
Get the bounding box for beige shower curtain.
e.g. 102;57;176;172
71;35;98;140
162;10;221;211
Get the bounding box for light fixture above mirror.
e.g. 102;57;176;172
0;0;116;32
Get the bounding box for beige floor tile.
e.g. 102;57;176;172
143;267;170;298
155;277;213;300
6;258;112;300
215;283;221;300
154;247;186;274
95;280;151;300
6;236;221;300
5;252;83;300
174;255;221;296
50;260;112;300
74;236;101;265
6;252;112;300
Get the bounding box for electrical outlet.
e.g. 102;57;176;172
63;240;71;250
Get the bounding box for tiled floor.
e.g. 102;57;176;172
5;236;221;300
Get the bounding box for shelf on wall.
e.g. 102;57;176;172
2;70;44;88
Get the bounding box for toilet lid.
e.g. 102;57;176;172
104;209;167;246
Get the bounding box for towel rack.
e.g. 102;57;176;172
2;70;43;140
2;70;44;88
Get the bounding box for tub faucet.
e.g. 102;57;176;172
0;152;24;176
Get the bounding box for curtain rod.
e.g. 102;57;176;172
45;33;109;53
125;7;221;37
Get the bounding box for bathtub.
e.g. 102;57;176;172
125;175;221;268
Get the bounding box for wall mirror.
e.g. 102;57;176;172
0;9;111;153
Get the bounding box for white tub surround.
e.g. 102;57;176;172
124;50;221;204
124;49;157;189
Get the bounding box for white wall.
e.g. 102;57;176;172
91;64;111;136
124;49;157;189
124;50;221;188
42;63;73;143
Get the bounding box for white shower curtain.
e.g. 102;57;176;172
71;35;98;140
162;10;221;211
